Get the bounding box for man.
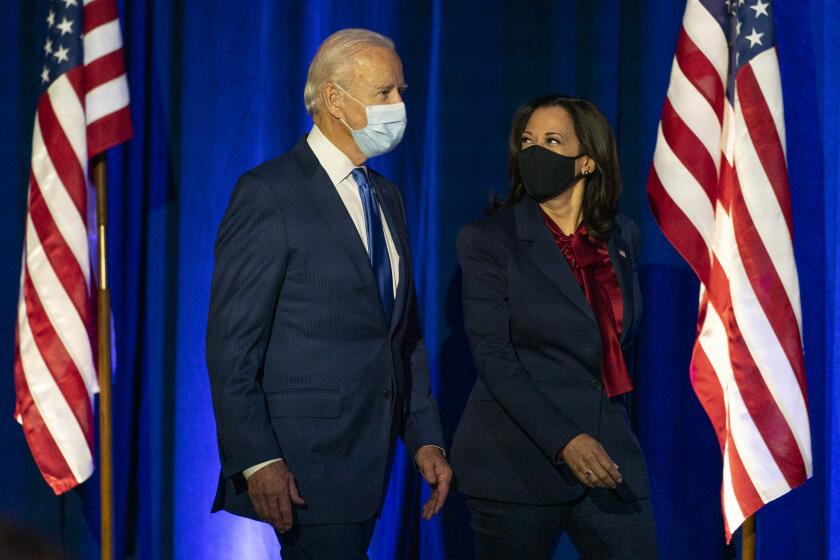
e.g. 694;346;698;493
206;28;452;559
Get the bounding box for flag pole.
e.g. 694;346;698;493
92;155;114;560
742;515;756;559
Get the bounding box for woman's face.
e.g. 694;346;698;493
520;106;583;158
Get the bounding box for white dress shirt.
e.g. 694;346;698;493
243;125;401;479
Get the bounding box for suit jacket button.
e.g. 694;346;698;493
383;388;393;399
591;379;603;390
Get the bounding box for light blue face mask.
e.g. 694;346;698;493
335;83;407;158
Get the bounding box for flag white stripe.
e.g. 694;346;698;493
31;118;91;282
683;0;728;84
748;51;787;157
721;99;736;168
86;77;130;125
721;444;746;534
47;75;88;171
733;93;803;328
652;124;716;244
718;218;812;466
25;216;98;396
17;295;93;484
83;19;122;66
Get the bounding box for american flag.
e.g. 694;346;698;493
647;0;811;541
14;0;132;495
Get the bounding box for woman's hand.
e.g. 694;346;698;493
560;434;623;488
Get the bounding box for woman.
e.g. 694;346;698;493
450;94;658;559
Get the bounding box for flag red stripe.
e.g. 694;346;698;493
23;272;94;451
661;98;718;203
675;29;724;123
707;258;807;487
726;165;808;400
14;339;79;495
64;66;86;109
36;98;87;218
85;50;126;92
83;0;119;34
736;64;794;235
646;167;711;285
88;105;132;156
690;341;727;452
27;172;90;326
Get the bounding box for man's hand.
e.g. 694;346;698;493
560;434;623;489
246;460;306;532
415;446;453;520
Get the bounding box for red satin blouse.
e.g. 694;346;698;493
541;211;633;397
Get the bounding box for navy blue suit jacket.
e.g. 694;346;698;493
206;138;444;525
450;197;651;505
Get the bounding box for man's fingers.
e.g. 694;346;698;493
252;491;281;529
422;497;435;520
244;463;308;532
420;461;437;486
276;489;294;530
250;492;269;522
289;476;306;505
262;493;286;531
418;455;452;519
433;467;451;514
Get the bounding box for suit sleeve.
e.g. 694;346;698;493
389;188;445;458
206;171;286;479
621;215;641;259
457;223;581;462
400;291;446;458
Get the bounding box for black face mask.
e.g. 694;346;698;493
518;145;587;203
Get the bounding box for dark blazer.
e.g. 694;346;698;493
206;138;444;525
450;196;650;505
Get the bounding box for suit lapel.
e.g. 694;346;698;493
293;140;383;312
515;199;597;325
607;225;634;345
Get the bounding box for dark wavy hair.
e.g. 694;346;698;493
489;94;621;240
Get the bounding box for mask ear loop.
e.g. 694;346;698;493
333;82;368;133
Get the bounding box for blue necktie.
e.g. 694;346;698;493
351;168;394;322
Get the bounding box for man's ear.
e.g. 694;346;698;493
321;83;344;120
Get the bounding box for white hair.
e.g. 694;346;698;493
303;28;396;115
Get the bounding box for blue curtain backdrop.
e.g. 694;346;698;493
1;1;838;559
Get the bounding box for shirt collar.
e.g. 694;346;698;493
306;124;364;186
